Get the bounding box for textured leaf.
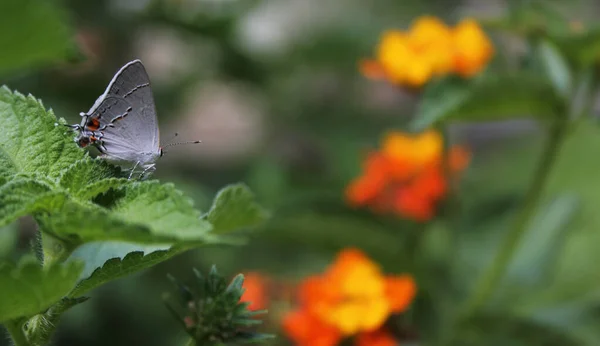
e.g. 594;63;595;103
35;201;155;244
411;74;560;131
0;86;83;181
25;297;90;346
0;0;74;75
0;257;83;322
0;148;16;178
205;184;269;234
112;181;213;240
68;246;183;297
0;178;66;228
59;156;124;199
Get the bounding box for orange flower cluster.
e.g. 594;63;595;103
283;249;416;346
240;272;269;311
345;130;470;222
361;16;494;87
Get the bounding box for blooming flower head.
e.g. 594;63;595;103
361;16;493;87
345;130;470;221
283;249;416;345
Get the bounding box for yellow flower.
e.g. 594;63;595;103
408;16;454;75
452;18;494;77
376;30;432;86
361;16;494;86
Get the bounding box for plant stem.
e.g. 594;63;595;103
4;320;29;346
459;116;568;320
39;230;77;268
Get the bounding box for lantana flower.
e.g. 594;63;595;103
345;130;470;222
282;249;416;346
240;272;269;311
361;16;493;87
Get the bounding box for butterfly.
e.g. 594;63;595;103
67;59;199;178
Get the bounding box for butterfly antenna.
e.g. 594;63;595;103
161;133;201;155
163;140;202;148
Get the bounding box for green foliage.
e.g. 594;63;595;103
0;87;83;181
0;0;75;76
0;257;83;322
165;266;274;345
504;195;579;288
0;85;268;343
205;184;269;234
411;74;561;130
69;248;178;297
552;26;600;67
58;157;125;199
538;39;572;99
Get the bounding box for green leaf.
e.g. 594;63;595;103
205;184;269;233
477;121;600;345
0;223;18;259
0;86;83;181
538;39;572;99
59;156;124;199
113;181;213;240
551;26;600;67
0;257;83;322
68;245;183;297
25;297;90;346
0;0;74;75
521;120;600;307
0;178;66;228
36;201;155;244
501;195;579;290
0;149;16;178
411;74;560;131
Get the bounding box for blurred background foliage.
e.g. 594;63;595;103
3;0;600;345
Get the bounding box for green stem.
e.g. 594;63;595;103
459;116;568;320
4;320;30;346
39;229;78;268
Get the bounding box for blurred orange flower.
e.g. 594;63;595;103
282;309;341;346
361;16;493;87
283;249;416;345
345;130;470;221
356;328;398;346
241;272;268;310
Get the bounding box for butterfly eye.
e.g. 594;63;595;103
77;137;91;148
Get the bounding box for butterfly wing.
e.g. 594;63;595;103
84;60;161;166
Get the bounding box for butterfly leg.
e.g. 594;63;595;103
138;164;156;181
128;161;141;180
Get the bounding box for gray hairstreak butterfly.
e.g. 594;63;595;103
66;59;200;179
